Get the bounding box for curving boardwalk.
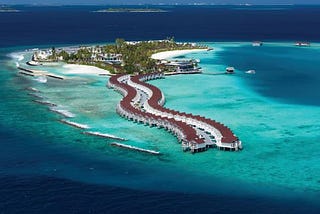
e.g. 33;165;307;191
108;73;242;153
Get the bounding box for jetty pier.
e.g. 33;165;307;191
108;73;242;153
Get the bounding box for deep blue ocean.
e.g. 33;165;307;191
1;5;320;47
1;5;320;213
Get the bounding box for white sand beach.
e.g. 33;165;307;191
62;64;110;75
151;49;207;60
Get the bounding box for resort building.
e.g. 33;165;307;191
100;53;123;64
164;60;201;73
32;46;123;65
33;50;52;61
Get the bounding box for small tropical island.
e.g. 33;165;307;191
93;8;168;13
21;38;241;153
0;5;20;12
28;38;208;75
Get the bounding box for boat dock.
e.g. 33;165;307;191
108;73;242;153
111;142;161;155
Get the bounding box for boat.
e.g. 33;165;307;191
295;42;310;47
27;61;40;66
207;48;214;51
245;69;256;74
226;67;235;74
252;41;263;47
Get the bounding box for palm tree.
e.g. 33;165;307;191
51;47;57;61
115;38;126;52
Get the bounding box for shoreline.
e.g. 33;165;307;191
151;49;208;60
62;64;111;75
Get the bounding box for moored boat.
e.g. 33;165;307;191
27;60;41;66
295;42;310;47
246;69;256;74
252;41;263;46
226;67;235;74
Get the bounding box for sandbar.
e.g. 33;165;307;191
62;64;110;75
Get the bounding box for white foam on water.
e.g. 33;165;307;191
60;119;90;129
33;100;57;107
49;107;75;118
35;76;47;83
9;52;25;61
111;142;160;155
26;87;40;93
84;131;126;141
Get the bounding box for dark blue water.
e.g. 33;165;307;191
1;5;320;213
1;175;320;214
0;124;319;213
216;44;320;106
1;5;320;47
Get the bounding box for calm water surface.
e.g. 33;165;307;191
1;5;320;213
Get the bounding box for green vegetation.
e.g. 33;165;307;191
55;38;207;74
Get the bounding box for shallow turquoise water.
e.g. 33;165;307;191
1;43;320;206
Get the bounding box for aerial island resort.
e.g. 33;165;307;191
22;39;204;77
22;38;242;154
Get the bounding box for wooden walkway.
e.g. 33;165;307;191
108;73;242;153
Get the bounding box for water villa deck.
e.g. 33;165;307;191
108;73;242;153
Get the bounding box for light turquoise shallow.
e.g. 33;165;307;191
3;42;320;204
